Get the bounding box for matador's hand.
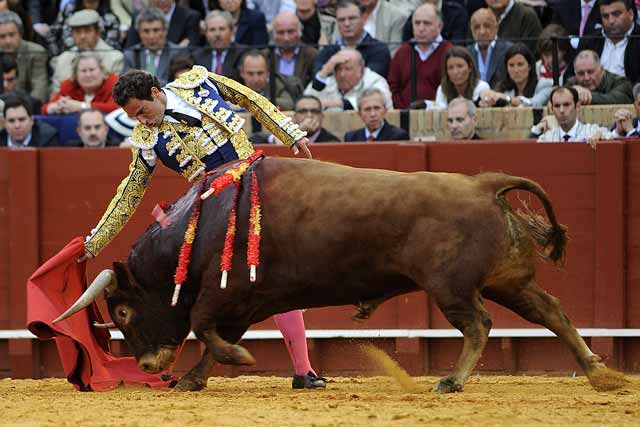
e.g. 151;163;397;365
292;137;313;159
77;250;94;263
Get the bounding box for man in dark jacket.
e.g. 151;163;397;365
125;0;200;48
485;0;542;53
313;0;390;77
612;82;640;137
193;10;246;82
0;96;58;147
567;50;633;105
345;88;409;142
578;0;640;84
467;8;512;89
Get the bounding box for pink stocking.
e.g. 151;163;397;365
273;309;315;376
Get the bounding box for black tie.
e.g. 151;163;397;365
562;134;571;142
164;109;202;127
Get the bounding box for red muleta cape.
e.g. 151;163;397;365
26;237;174;391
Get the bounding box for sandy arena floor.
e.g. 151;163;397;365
1;373;639;426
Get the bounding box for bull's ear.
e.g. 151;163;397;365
112;261;133;292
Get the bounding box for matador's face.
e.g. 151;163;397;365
123;87;167;128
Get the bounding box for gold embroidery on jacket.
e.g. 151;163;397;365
84;149;152;256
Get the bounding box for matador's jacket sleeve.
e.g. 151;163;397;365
166;66;307;147
84;148;154;256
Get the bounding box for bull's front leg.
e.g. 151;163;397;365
174;328;256;392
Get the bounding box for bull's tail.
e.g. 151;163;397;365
484;174;568;265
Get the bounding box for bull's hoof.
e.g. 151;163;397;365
214;344;256;366
432;377;463;393
174;375;207;392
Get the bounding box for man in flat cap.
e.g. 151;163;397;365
49;9;125;97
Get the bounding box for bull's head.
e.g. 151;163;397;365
53;262;191;374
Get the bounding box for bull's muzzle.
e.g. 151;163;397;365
137;347;177;374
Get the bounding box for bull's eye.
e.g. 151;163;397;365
114;305;130;323
117;308;127;318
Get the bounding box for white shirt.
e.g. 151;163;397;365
415;34;444;62
365;125;383;141
600;25;634;78
163;88;202;123
363;0;381;40
537;121;612;142
434;80;491;110
7;132;32;147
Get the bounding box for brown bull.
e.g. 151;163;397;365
55;157;620;392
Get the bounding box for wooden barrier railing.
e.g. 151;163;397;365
2;140;640;378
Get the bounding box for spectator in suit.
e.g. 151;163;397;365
345;88;409;142
612;82;640;137
567;49;634;105
265;11;318;87
388;2;452;109
434;46;490;109
0;12;48;103
468;8;512;89
295;0;336;47
485;0;542;54
549;0;603;44
46;0;121;56
125;0;200;48
579;0;640;84
209;0;269;47
0;57;42;114
43;52;120;115
0;95;58;147
124;7;183;86
447;97;481;140
313;0;391;78
250;94;341;143
70;108;121;147
239;50;303;111
49;9;125;97
293;95;340;142
360;0;408;55
534;86;612;144
479;43;553;108
402;0;470;45
304;47;393;111
193;10;246;81
536;24;573;85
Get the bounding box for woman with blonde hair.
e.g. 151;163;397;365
42;52;119;115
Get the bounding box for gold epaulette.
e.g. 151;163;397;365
166;65;209;89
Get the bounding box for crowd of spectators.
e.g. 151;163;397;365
1;0;640;148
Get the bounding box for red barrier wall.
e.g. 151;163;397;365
1;141;639;378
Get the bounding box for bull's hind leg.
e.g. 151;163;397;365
482;280;624;390
432;291;492;393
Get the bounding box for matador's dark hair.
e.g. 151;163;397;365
112;70;162;107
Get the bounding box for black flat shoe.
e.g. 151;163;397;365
292;371;327;389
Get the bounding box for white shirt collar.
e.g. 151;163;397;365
415;34;443;62
163;88;202;122
363;0;381;37
561;121;581;140
165;3;176;25
474;39;496;52
603;23;635;45
7;132;32;147
497;0;516;26
365;124;383;140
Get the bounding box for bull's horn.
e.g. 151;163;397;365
52;269;116;324
93;322;116;328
